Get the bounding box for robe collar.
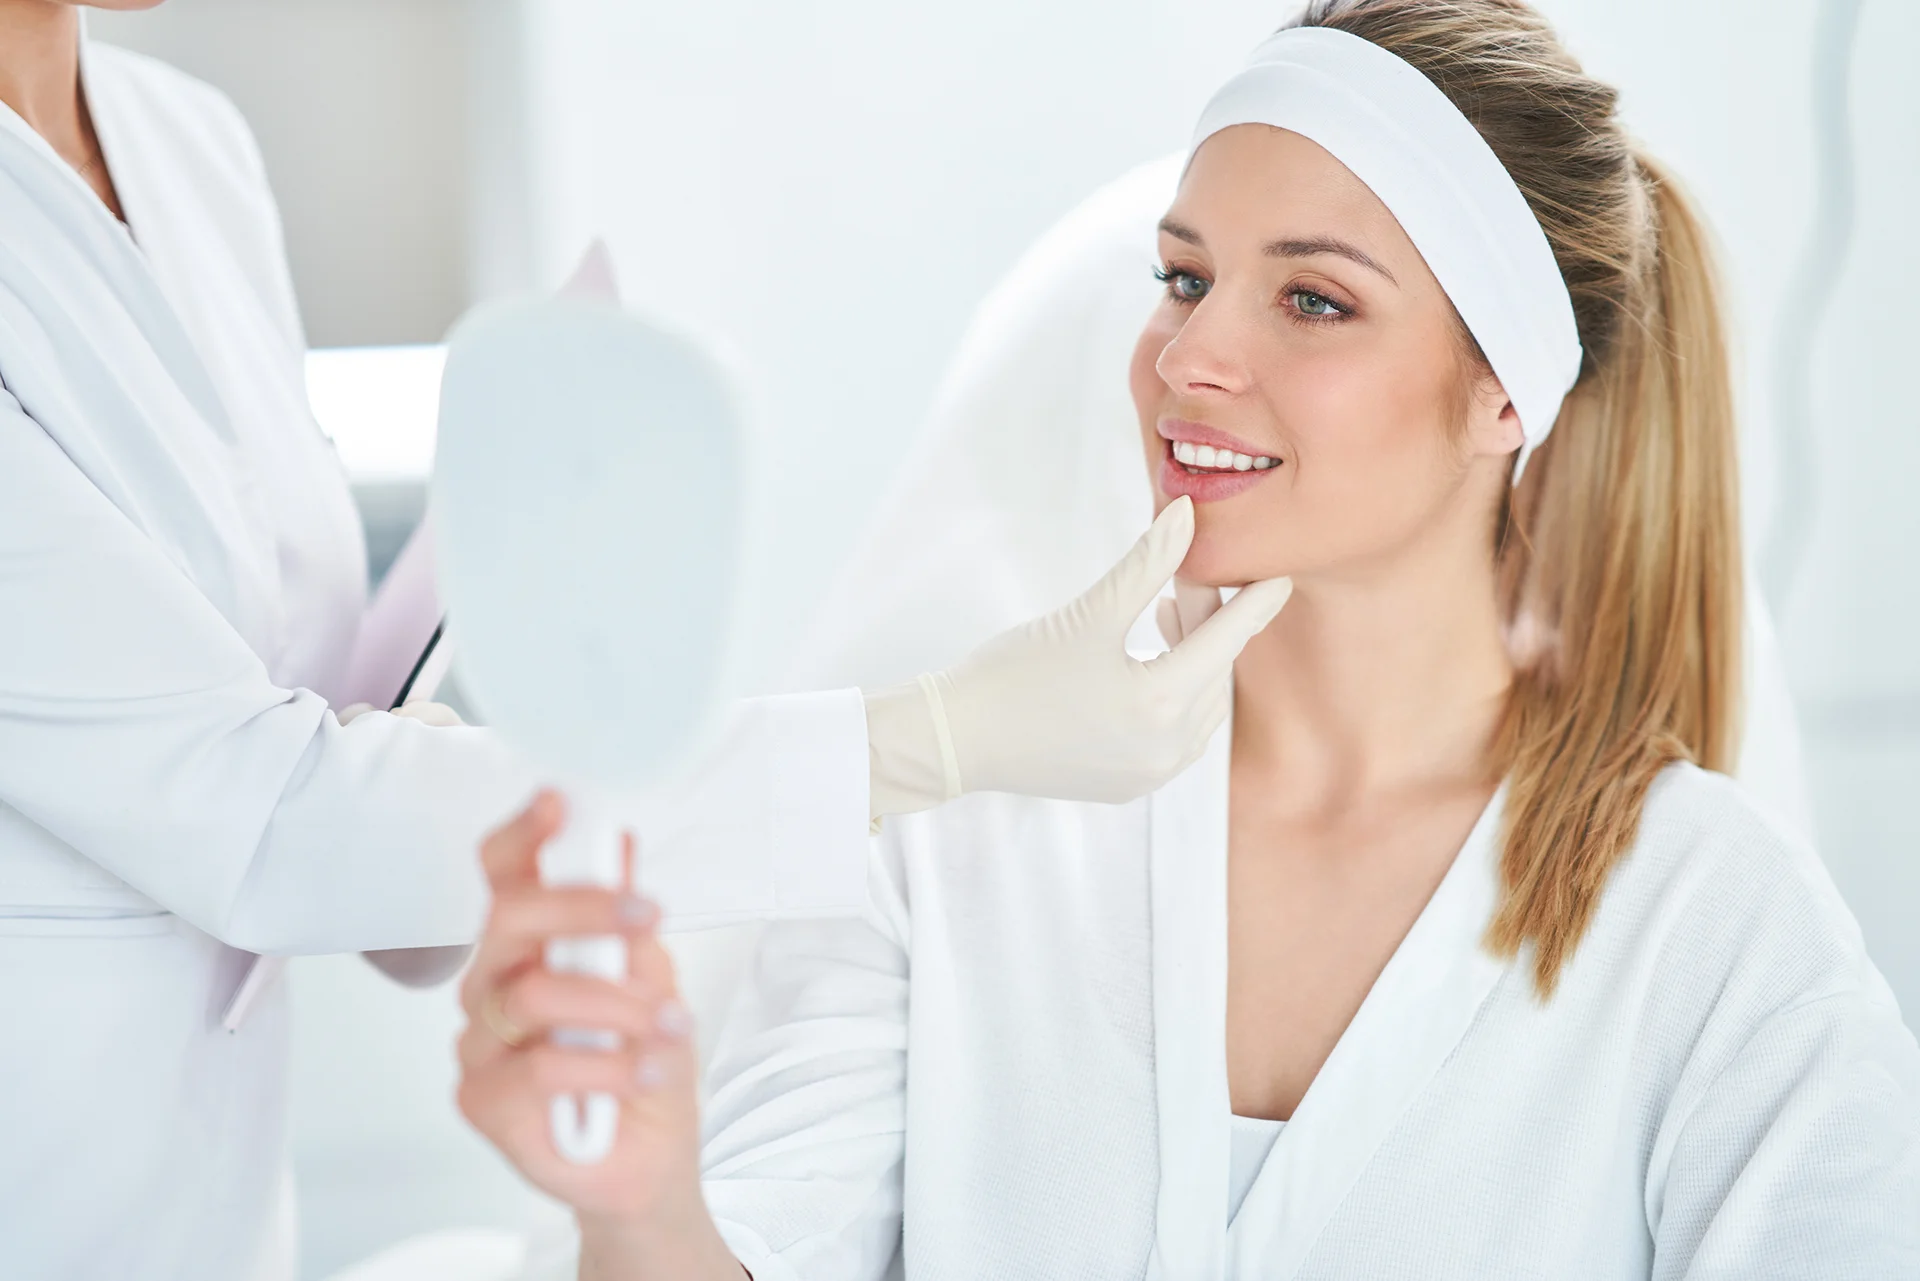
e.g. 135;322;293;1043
1147;722;1512;1280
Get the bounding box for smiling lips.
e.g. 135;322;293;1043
1156;419;1282;502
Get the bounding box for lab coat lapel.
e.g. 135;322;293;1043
1226;788;1512;1277
0;39;284;652
1145;724;1233;1281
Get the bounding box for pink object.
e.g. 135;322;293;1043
558;239;620;303
338;516;444;710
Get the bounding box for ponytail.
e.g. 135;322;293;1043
1488;152;1742;992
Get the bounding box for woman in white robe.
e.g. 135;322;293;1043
457;3;1920;1277
0;6;1282;1277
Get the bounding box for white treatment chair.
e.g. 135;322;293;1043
324;156;1813;1281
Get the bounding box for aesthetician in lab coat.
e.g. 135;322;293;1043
0;5;1289;1278
460;8;1920;1279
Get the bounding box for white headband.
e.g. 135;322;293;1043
1188;26;1583;479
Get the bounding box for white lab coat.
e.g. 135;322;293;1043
698;729;1920;1279
0;41;871;1281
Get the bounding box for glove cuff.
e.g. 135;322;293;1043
862;678;960;822
915;671;964;803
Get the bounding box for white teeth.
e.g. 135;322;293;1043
1169;438;1279;472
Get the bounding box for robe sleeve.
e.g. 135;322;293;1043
0;393;872;952
698;837;912;1281
1650;986;1920;1279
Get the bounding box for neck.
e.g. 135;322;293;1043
1231;517;1513;812
0;2;84;157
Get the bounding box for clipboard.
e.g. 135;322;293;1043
392;619;454;708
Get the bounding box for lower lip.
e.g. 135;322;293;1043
1157;445;1280;503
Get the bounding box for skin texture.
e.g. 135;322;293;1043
466;123;1542;1267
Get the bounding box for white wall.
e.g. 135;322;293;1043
504;1;1291;678
89;0;474;346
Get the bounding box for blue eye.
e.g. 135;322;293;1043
1154;266;1210;303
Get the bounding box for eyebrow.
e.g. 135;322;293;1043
1158;218;1399;287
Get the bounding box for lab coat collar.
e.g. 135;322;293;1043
1147;726;1512;1280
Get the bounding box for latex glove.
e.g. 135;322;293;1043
337;700;466;728
865;496;1291;812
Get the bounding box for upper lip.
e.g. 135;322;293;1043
1157;419;1277;460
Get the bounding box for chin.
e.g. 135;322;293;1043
1177;527;1286;589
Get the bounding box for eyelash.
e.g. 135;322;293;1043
1152;265;1355;325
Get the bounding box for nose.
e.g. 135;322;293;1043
1154;292;1252;398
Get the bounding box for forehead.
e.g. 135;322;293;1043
1168;124;1424;274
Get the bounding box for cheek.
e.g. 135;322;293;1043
1186;334;1464;583
1130;312;1180;511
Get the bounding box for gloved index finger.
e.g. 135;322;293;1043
1153;575;1292;685
1090;496;1195;624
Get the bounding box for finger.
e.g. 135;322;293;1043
1082;496;1195;623
336;702;374;726
625;925;681;999
480;790;567;889
1152;576;1292;684
1172;577;1223;637
457;1033;696;1154
515;1043;659;1098
462;886;660;1011
493;967;685;1047
1155;596;1183;650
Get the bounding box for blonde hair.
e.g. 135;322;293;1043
1293;0;1743;994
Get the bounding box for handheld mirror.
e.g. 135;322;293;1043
433;295;743;1163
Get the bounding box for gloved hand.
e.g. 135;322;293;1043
1155;574;1232;652
864;496;1291;814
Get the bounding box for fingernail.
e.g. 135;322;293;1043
635;1055;670;1089
655;999;692;1038
617;894;659;928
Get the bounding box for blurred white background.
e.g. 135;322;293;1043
88;1;1920;1275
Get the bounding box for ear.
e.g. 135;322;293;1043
1466;369;1526;460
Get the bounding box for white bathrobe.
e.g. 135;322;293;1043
0;40;870;1281
698;728;1920;1279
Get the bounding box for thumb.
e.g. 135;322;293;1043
1152;576;1292;684
1086;497;1195;623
